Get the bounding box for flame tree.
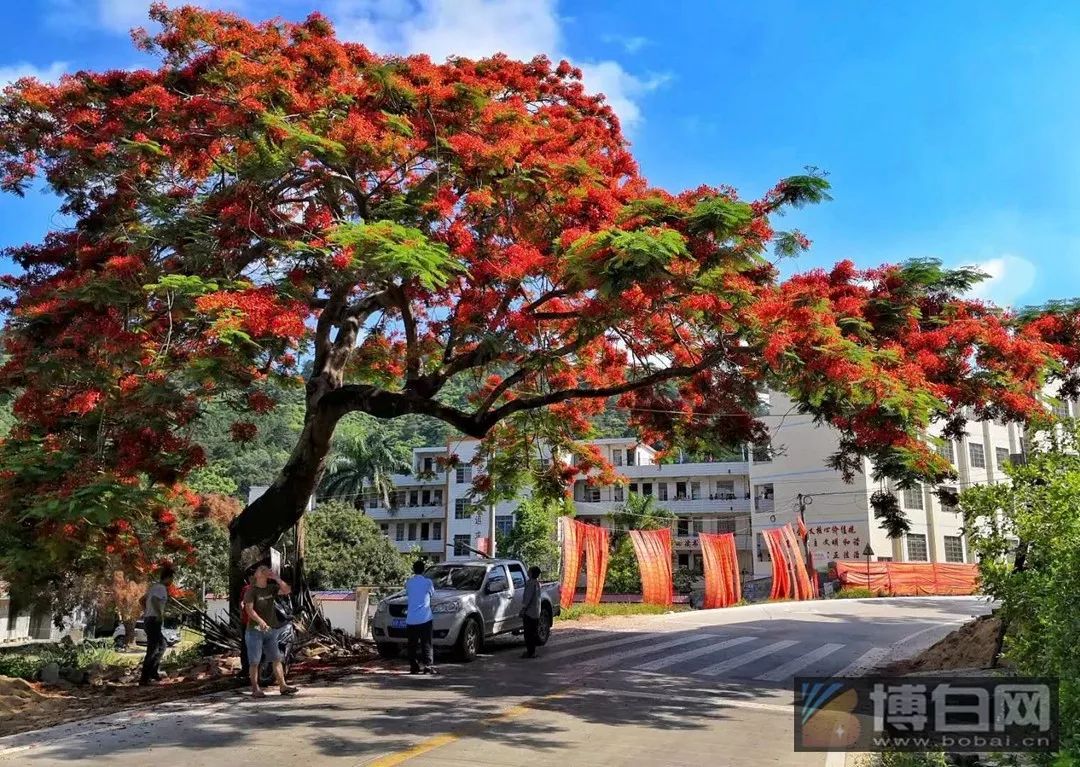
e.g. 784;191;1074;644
0;6;1076;610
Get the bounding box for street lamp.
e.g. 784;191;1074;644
862;543;875;593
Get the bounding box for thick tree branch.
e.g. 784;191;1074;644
477;357;716;432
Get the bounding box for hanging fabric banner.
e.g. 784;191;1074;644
700;532;741;608
558;516;582;609
764;527;788;599
630;528;673;605
582;522;610;605
780;524;814;600
834;561;978;596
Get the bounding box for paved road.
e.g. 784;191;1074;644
0;596;989;767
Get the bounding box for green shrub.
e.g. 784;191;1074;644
833;586;876;599
557;603;688;622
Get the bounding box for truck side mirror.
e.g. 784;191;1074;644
485;577;508;594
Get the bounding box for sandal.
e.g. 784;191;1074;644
280;685;299;696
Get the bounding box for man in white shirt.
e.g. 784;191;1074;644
139;565;174;686
404;560;436;675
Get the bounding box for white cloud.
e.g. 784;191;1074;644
330;0;665;129
46;0;247;35
602;34;650;54
967;254;1037;307
0;61;68;86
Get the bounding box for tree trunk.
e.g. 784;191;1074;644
228;402;343;621
123;617;136;651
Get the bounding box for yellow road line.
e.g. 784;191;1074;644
366;689;571;766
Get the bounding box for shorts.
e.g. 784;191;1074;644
245;625;284;666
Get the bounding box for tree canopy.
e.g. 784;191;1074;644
0;5;1077;599
305;501;410;590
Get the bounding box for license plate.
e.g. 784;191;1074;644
390;618;406;629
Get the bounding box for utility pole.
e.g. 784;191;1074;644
797;493;816;594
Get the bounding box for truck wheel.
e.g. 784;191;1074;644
456;616;482;662
536;605;553;646
376;643;399;659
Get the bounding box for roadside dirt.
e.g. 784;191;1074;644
0;652;384;738
882;614;1002;674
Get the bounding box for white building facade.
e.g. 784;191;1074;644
361;390;1076;575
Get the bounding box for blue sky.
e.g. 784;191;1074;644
2;0;1079;307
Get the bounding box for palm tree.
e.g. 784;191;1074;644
320;430;412;511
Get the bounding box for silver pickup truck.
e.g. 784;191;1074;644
370;558;561;661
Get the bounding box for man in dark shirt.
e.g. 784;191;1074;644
520;566;543;659
243;565;298;698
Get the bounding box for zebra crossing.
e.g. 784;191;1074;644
528;628;888;684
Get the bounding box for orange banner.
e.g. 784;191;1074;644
764;527;788;599
700;532;740;608
630;528;673;605
558;516;582;609
582;523;610;605
834;561;979;596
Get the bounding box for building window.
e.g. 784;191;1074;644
642;482;653;497
456;465;472;484
433;489;444;505
613;485;624;502
625;449;635;467
395;523;405;541
422;489;431;506
1051;399;1071;419
906;534;928;562
420;522;430;540
715;481;735;500
454;498;472;519
690;481;701;500
902;484;923;510
995;447;1011;469
675;482;688;500
677;553;690;569
716;519;736;534
587;487;601;503
938;486;958;512
432;521;442;541
657;483;668;501
943;535;964;563
495;515;514;536
629;483;638;495
935;440;954;465
612;451;623;467
408;523;417;541
453;534;471;556
409;490;419;507
968;442;986;469
677;518;690;537
379;523;389;535
369;496;378;509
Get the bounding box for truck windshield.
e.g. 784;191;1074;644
425;565;488;591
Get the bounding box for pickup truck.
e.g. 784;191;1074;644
370;558;561;662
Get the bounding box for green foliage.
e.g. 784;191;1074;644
566;227;689;296
687;196;754;240
962;426;1080;758
0;398;12;439
326;220;465;290
179;514;231;597
0;639;139;681
606;494;675;593
673;565;702;595
305;501;411;589
320;428;411;509
870;491;910;539
557;602;688;622
496;497;570;576
606;536;642;594
832;586;876;599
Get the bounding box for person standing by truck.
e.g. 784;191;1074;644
405;559;436;674
520;566;542;659
139;565;174;685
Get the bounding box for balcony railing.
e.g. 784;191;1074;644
573;497;753;515
369;504;445;519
